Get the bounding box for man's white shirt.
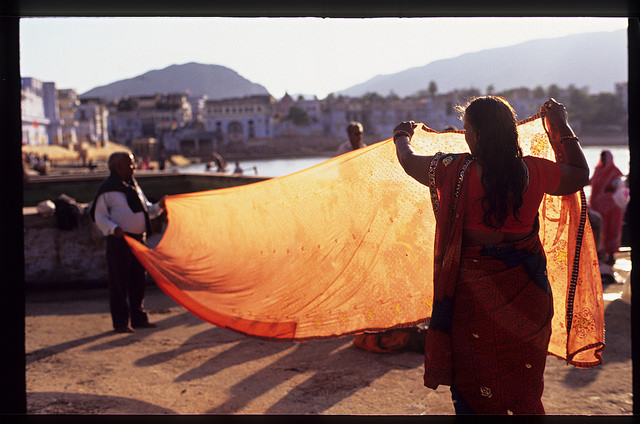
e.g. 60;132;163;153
94;188;162;236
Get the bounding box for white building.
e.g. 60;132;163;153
75;98;110;146
108;93;192;148
273;94;325;138
202;95;275;152
108;97;143;145
57;89;80;146
187;93;208;122
21;77;61;145
154;93;193;135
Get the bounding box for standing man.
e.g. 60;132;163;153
335;121;423;353
91;152;165;333
335;121;366;156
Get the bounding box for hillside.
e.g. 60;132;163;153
80;62;269;101
337;29;627;97
77;30;627;102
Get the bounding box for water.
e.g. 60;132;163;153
176;156;333;178
176;146;629;180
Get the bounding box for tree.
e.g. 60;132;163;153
547;84;561;100
386;91;400;101
458;88;482;102
284;105;310;126
428;81;438;97
360;92;383;101
486;84;495;95
533;86;546;99
586;93;624;126
497;88;512;98
566;85;590;123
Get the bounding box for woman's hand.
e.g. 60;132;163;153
540;99;590;194
393;120;418;140
392;120;432;187
540;98;571;139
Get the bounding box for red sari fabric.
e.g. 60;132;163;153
423;153;475;388
589;150;624;255
451;234;553;414
425;152;554;414
423;120;604;414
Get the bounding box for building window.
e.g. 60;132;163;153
228;121;243;143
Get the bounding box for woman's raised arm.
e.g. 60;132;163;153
541;99;590;195
393;121;433;187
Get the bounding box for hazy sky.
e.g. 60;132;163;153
20;17;627;99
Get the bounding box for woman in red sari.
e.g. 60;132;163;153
589;150;624;265
392;96;589;415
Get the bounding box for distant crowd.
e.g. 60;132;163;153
22;151;50;176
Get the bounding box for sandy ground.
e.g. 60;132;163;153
22;142;131;163
25;251;631;415
22;143;192;176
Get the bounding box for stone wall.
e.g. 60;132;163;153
23;205;170;284
23;172;268;284
24;205;109;283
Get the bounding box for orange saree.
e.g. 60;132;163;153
125;114;604;371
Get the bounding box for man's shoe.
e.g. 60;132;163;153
132;322;158;329
114;326;135;333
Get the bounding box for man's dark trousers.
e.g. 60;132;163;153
106;234;149;328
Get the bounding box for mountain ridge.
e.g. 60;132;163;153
336;29;626;97
79;29;627;101
80;62;269;101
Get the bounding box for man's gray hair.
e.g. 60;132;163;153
346;121;363;133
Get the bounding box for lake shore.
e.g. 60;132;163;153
578;133;628;146
21;131;628;165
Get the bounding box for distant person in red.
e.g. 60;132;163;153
141;155;152;170
588;150;624;265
